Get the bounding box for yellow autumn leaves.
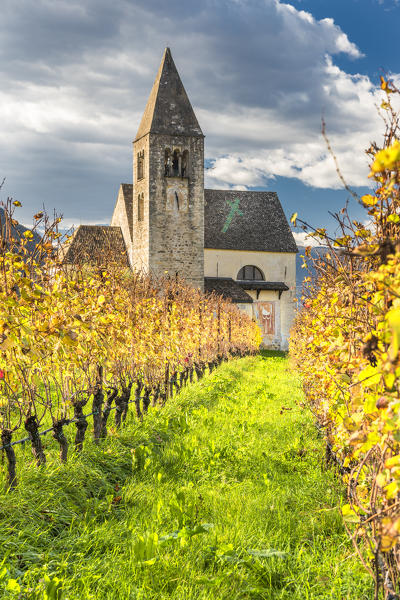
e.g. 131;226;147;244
370;140;400;175
0;200;261;442
290;78;400;586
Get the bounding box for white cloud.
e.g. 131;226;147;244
205;56;400;191
292;231;323;247
319;18;364;58
206;156;267;188
0;0;397;223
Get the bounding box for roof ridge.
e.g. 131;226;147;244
204;188;278;195
76;224;120;229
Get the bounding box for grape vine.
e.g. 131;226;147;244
0;198;261;489
291;78;400;598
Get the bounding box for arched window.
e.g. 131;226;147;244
181;150;189;177
137;151;144;180
172;149;180;176
164;148;172;176
165;148;189;178
138;193;144;222
237;265;264;281
174;191;180;211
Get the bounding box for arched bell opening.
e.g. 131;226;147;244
164;148;172;176
164;148;189;178
172;149;180;177
137;150;144;180
181;150;189;178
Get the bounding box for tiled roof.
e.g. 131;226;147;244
204;189;298;253
135;48;203;141
204;277;253;303
236;281;289;291
62;225;129;267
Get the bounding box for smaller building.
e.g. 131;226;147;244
204;190;297;350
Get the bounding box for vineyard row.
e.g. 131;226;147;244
291;80;400;597
0;198;261;490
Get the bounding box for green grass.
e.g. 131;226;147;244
0;352;372;599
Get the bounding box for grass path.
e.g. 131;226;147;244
0;352;372;599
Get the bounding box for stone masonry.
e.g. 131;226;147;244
130;48;205;289
147;133;204;289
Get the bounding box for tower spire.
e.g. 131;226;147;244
135;48;203;141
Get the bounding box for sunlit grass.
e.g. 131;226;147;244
0;352;372;598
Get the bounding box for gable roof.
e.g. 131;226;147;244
135;47;203;141
204;189;298;253
62;225;129;267
204;277;253;303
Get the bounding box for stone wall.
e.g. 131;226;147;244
131;135;150;273
147;133;204;289
110;185;133;266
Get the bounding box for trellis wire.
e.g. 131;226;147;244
0;395;141;452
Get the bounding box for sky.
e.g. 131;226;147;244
1;0;399;245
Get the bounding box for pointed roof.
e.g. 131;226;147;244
135;48;203;141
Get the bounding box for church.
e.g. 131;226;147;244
64;48;297;350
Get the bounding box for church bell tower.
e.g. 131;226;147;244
132;48;204;289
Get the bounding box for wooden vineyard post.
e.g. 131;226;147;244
134;380;143;420
121;382;133;422
74;401;88;452
52;419;69;463
101;387;118;437
25;415;46;466
92;365;104;443
1;429;17;490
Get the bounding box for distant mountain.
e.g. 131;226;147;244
0;208;42;253
296;246;327;298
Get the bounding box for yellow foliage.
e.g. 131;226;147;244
370;140;400;174
290;85;400;586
